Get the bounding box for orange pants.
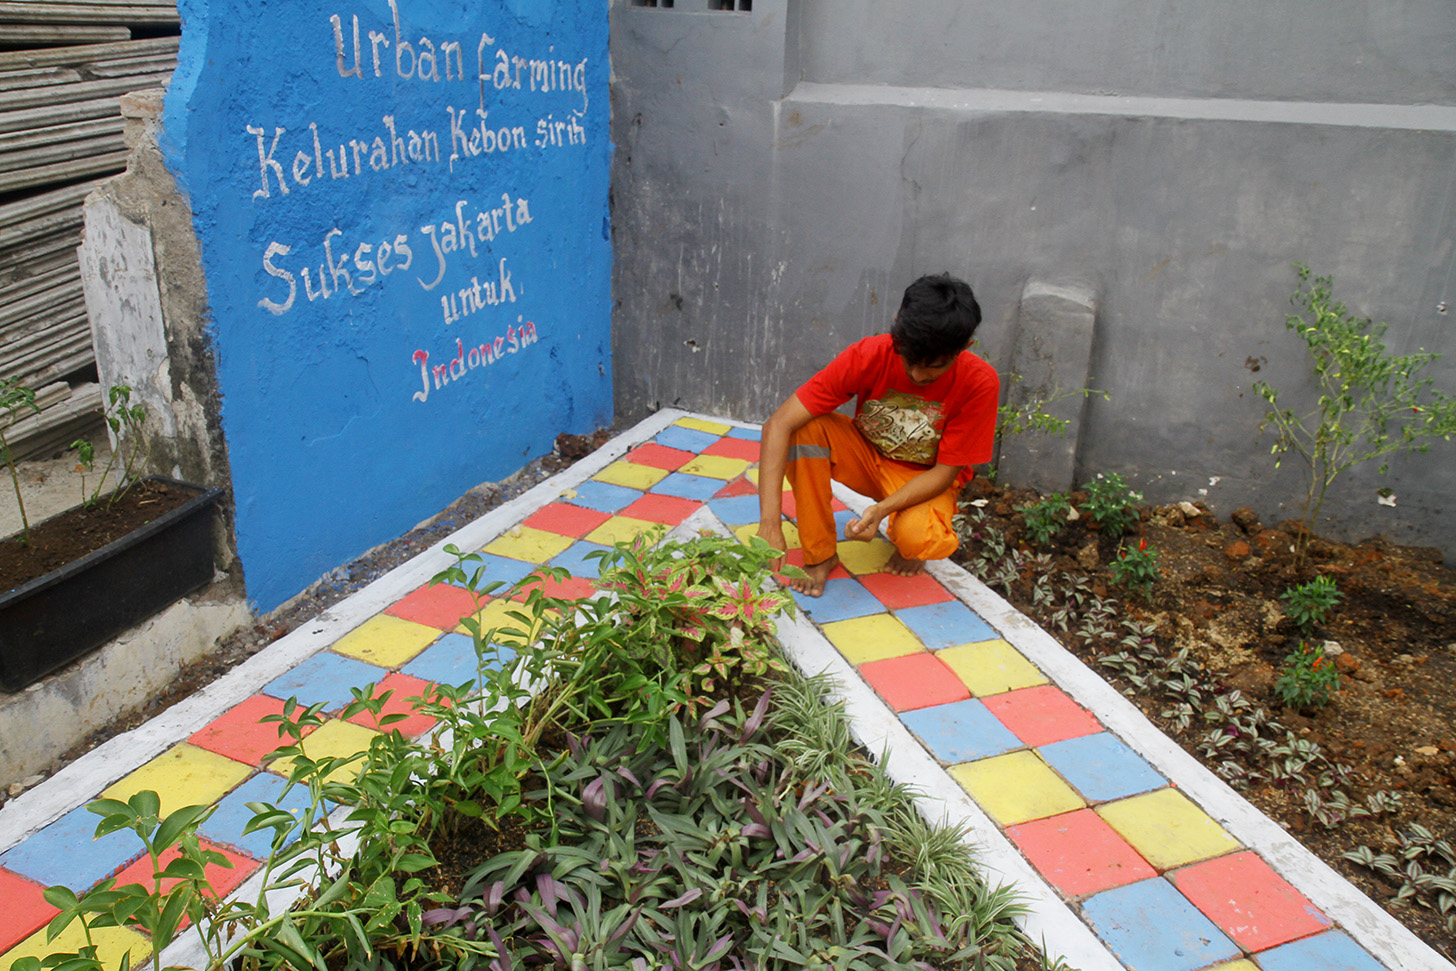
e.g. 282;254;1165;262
785;413;960;565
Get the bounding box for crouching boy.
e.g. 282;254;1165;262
756;273;999;596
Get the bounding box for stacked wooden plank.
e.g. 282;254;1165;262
1;12;178;457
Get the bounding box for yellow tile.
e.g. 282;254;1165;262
268;718;380;785
1204;962;1260;971
949;751;1084;825
4;919;149;970
745;468;791;492
459;598;549;645
821;614;924;664
734;521;800;549
483;525;576;563
593;461;666;490
331;614;440;667
101;743;252;820
676;417;732;435
585;516;662;547
1097;788;1242;869
836;537;895;574
679;455;751;480
939;640;1048;696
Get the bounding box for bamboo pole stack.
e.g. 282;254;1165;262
1;8;178;459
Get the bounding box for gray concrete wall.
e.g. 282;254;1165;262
610;0;1456;558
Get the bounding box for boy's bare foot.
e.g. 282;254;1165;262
886;551;926;577
789;555;840;597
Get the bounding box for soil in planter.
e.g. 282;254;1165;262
955;476;1456;958
0;480;197;592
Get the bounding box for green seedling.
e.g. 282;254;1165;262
1;377;41;542
1280;575;1341;632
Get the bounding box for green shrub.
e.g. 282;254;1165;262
1081;472;1142;539
1280;575;1341;632
1274;642;1340;710
1017;493;1071;547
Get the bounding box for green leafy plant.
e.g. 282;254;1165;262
1273;641;1341;710
1017;493;1071;548
995;377;1107;442
1280;575;1342;632
1081;472;1142;539
1344;825;1455;934
70;385;151;509
1255;264;1456;564
1109;538;1159;598
1;376;41;542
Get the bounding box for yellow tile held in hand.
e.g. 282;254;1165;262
483;525;576;563
949;751;1084;825
6;919;150;970
331;614;441;667
745;468;791;492
675;417;732;435
679;455;751;480
101;743;253;820
593;460;666;490
939;640;1048;696
821;614;924;664
268;718;380;785
1097;788;1242;869
585;515;662;547
837;537;896;574
734;521;799;549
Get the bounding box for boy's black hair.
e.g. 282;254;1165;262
891;273;981;365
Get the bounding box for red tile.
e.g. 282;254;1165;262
859;653;969;711
0;868;59;952
511;574;599;602
385;582;483;629
714;475;759;498
619;493;702;525
112;839;259;924
774;547;852;585
346;672;446;738
624;443;695;471
189;695;304;764
1008;809;1156;897
1170;850;1332;950
522;502;613;538
703;437;760;461
858;571;954;609
983;685;1103;747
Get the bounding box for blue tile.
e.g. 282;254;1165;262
651;472;723;501
1257;931;1387;971
894;601;997;650
402;632;517;687
1039;732;1167;803
834;509;858;536
264;653;387;711
548;540;612;579
569;480;643;513
655;426;721;452
199;772;317;859
900;699;1022;763
791;578;885;623
727;426;761;441
445;552;535;595
1081;878;1240;971
709;495;764;525
0;803;143;890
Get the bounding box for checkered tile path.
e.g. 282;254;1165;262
0;414;1410;971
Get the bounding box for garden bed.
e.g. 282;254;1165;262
953;475;1456;958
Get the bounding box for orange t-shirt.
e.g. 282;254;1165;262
795;334;999;483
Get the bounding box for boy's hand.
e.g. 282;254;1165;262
756;520;788;570
844;504;884;542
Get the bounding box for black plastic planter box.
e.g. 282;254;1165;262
0;477;223;692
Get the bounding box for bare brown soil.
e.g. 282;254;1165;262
0;479;196;591
954;477;1456;960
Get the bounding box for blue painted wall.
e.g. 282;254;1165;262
163;0;612;611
